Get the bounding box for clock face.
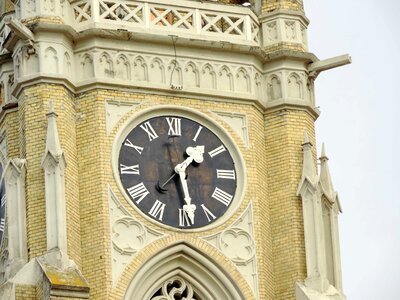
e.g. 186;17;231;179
118;116;237;229
0;164;5;246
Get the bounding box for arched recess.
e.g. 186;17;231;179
123;242;246;300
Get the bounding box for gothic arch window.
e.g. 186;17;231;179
123;243;245;300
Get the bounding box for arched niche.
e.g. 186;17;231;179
123;242;246;300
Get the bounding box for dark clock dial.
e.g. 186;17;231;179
118;116;237;229
0;164;6;246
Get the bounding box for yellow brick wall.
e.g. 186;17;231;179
3;110;20;159
265;107;316;300
264;42;307;53
263;0;304;13
75;89;111;299
18;84;82;265
15;284;36;299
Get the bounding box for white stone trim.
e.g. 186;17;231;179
260;10;309;50
108;187;164;287
123;242;246;300
202;203;259;299
211;110;249;148
4;159;27;278
41;103;68;254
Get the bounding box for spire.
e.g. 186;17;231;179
41;101;67;254
319;143;335;201
45;100;62;156
300;131;317;184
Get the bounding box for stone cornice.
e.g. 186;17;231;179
263;100;320;120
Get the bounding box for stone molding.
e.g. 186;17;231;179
108;187;164;287
14;0;259;45
123;242;247;300
296;134;345;300
41;102;68;254
4;158;27;279
203;203;259;298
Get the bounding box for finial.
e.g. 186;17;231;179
320;143;328;161
44;100;61;155
319;143;335;200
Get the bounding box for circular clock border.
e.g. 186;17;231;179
112;105;247;232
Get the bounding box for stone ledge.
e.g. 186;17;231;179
296;282;346;300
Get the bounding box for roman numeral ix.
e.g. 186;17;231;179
120;164;140;175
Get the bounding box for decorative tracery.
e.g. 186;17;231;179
150;276;202;300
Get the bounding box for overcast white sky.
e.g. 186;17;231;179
305;0;400;299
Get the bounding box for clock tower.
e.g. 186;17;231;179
0;0;350;299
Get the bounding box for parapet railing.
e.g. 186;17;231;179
14;0;260;45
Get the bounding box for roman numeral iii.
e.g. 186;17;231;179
166;117;181;136
211;187;233;206
216;169;235;180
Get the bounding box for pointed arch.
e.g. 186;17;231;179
133;55;148;82
115;54;131;80
98;52;114;78
167;59;182;86
201;63;216;90
235;67;251;93
267;74;282;101
123;242;246;300
44;47;59;74
287;72;303;99
63;52;72;77
184;61;200;88
149;57;165;84
80;53;94;79
218;65;234;92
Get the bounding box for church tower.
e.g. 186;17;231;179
0;0;350;299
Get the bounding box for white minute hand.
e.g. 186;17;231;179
174;145;205;224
